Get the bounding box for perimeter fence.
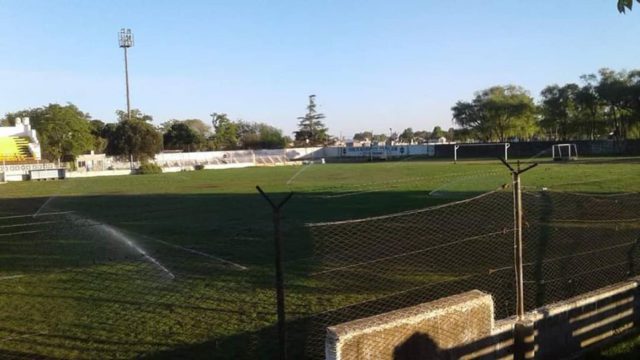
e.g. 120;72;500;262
290;178;640;358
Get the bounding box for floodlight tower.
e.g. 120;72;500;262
118;28;134;121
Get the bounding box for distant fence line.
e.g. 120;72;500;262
8;140;640;176
152;140;640;167
434;139;640;159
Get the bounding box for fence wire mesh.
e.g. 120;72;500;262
297;188;640;359
521;191;640;311
300;188;517;358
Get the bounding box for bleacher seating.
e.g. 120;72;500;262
0;136;34;162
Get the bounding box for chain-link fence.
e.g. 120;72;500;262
292;187;640;358
522;191;640;310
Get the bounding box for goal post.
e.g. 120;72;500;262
551;143;578;161
453;143;510;163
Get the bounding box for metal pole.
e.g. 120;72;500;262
256;186;293;360
454;145;459;164
498;158;537;320
514;167;525;319
124;46;131;122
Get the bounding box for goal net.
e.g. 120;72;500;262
453;143;510;163
551;143;578;161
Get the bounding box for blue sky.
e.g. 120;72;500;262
1;1;639;138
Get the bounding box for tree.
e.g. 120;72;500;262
210;113;238;150
452;85;536;142
574;76;607;140
182;119;211;137
398;128;414;143
294;95;329;146
413;130;431;143
353;131;373;141
88;119;108;153
4;103;94;162
240;123;287;149
116;109;153;122
430;126;446;140
619;0;640;12
105;119;163;161
163;122;204;152
595;68;636;140
539;84;580;140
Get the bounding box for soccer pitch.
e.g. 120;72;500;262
0;158;638;359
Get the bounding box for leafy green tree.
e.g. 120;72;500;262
451;100;491;141
242;123;287;149
398;128;414;143
353;131;373;141
105;119;162;161
182;119;211;137
294;95;329;146
163;122;204;152
430;126;446;140
413;130;431;143
452;85;536;142
39;104;94;162
574;76;607;140
595;68;637;140
4;103;94;162
210;113;239;150
116;109;153;122
88;119;108;153
539;84;580;140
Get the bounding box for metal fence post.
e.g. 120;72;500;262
256;186;293;360
499;158;538;359
499;159;537;319
500;158;538;360
514;319;536;360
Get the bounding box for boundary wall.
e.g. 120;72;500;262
327;277;640;359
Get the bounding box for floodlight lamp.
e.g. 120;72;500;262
119;28;134;48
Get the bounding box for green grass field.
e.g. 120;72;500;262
0;158;639;359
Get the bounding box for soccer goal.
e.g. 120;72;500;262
551;143;578;161
453;143;510;163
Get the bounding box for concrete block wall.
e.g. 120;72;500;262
326;277;640;359
326;290;495;360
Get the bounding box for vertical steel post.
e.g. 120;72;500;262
124;46;131;121
499;158;537;320
256;186;293;360
514;166;525;318
454;145;459;164
119;28;134;122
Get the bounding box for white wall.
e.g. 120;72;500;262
0;118;41;160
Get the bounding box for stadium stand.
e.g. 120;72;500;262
0;117;41;162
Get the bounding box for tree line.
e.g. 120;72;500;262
352;126;452;144
0;105;291;162
451;68;640;142
0;94;332;163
